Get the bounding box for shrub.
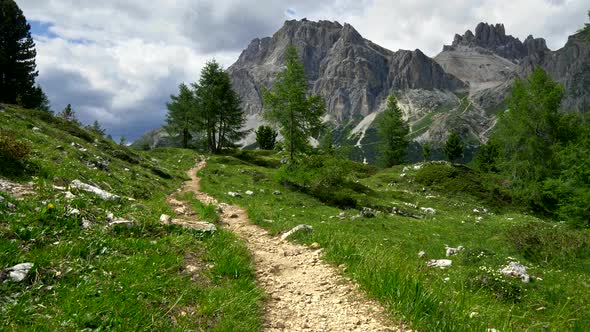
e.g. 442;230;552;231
506;222;590;266
0;129;31;161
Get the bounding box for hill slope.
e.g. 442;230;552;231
0;105;263;331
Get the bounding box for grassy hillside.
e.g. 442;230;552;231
199;150;590;331
0;105;263;331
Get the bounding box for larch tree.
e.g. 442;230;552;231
166;83;198;148
262;44;325;162
377;94;409;167
0;0;48;109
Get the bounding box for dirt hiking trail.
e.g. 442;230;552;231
169;160;400;332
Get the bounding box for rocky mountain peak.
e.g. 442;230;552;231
443;22;548;61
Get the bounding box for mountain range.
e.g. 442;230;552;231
134;19;590;163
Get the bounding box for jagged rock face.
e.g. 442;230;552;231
228;19;466;125
444;22;548;61
519;32;590;112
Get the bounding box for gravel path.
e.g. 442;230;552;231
174;160;400;332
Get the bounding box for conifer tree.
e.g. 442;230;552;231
262;45;325;162
58;104;79;124
0;0;43;107
444;131;464;162
255;125;278;150
89;120;106;137
166;83;197;148
194;60;246;154
422;142;431;161
377;94;409;167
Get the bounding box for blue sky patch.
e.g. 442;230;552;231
29;20;58;39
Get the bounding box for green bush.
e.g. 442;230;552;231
0;129;31;161
506;222;590;266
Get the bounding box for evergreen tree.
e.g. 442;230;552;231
255;125;278;150
444;131;464;162
58;104;79;124
319;129;335;155
262;45;325;162
119;136;127;146
0;0;41;107
194;60;246;154
579;10;590;40
377;94;409;167
89;120;106;137
422;142;431;161
165;83;197;148
473;140;500;172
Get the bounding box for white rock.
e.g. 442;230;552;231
0;196;4;203
418;251;426;258
70;180;120;201
445;245;464;256
421;207;437;214
228;192;242;198
427;259;452;268
473;208;480;213
64;191;75;200
106;212;115;222
32;127;40;132
273;190;282;195
53;185;66;191
413;164;423;170
159;214;172;224
68;208;80;216
82;219;92;229
109;220;135;228
402;166;410;172
3;263;34;282
500;262;530;283
280;224;313;241
245;190;254;196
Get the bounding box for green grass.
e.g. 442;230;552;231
0;105;263;331
199;151;590;331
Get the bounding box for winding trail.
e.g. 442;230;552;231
171;160;399;332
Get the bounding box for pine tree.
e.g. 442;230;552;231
89;120;106;137
255;125;278;150
165;83;197;148
262;45;325;162
0;0;41;106
444;131;464;162
194;60;246;154
58;104;79;124
319;129;335;155
422;142;431;161
377;94;409;167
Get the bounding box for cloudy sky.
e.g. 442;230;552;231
18;0;588;141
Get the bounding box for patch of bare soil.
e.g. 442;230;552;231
173;160;401;332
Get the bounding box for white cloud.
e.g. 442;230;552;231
15;0;589;140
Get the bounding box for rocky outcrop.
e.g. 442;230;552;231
518;32;590;112
443;23;548;61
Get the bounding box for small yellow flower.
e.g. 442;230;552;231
47;203;55;209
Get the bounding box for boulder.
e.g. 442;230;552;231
159;214;172;224
70;180;120;201
427;259;452;268
445;245;464;256
109;220;135;228
421;207;437;215
245;190;254;196
280;224;313;241
1;263;33;282
500;262;530;283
